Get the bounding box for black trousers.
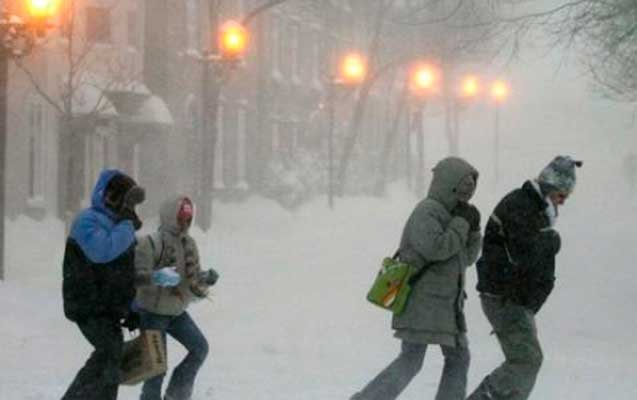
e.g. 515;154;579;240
61;317;124;400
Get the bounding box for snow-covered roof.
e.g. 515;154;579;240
71;82;117;117
134;95;174;125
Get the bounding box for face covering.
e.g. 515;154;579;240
456;174;477;203
177;199;194;231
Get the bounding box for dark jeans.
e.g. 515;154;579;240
351;338;470;400
139;311;209;400
61;317;124;400
467;295;543;400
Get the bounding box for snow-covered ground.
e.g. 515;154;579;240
2;168;637;399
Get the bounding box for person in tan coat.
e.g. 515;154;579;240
351;157;482;400
134;195;219;400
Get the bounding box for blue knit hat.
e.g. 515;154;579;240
538;156;583;194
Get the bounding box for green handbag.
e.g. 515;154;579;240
366;251;431;315
366;252;415;315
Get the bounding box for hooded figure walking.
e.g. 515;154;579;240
351;157;482;400
134;195;219;400
61;169;145;400
467;156;582;400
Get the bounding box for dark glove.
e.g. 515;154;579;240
452;202;481;232
200;268;219;286
120;206;143;231
122;186;145;209
121;311;140;332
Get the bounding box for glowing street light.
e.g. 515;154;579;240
26;0;59;19
491;79;510;103
410;63;440;94
218;20;248;61
339;53;367;86
460;75;480;99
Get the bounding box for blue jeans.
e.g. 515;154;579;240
139;311;209;400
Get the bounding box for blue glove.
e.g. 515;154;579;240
152;267;181;287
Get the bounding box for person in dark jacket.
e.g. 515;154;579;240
61;169;145;400
467;156;582;400
351;157;482;400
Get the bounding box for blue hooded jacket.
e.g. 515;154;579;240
63;169;138;322
69;169;136;264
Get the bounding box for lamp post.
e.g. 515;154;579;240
0;1;57;281
326;52;366;209
491;79;510;185
195;20;247;230
451;74;481;156
408;63;439;195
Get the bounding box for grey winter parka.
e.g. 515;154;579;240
392;157;482;347
135;195;208;316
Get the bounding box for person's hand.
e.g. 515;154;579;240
199;268;219;286
152;267;181;287
122;186;145;209
452;202;481;232
121;311;140;332
119;206;142;230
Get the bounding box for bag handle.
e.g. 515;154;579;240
393;248;431;285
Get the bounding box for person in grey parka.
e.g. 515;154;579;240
351;157;482;400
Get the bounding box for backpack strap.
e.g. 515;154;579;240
146;232;165;267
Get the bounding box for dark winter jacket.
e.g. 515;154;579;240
62;169;137;322
476;180;561;313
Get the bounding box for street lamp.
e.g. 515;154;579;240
491;79;510;185
0;2;57;281
326;52;367;209
196;20;248;230
408;63;440;194
459;75;480;99
448;74;482;156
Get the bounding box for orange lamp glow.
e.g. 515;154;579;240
26;0;58;19
410;64;440;94
460;75;480;98
339;53;367;85
491;80;510;103
218;20;248;60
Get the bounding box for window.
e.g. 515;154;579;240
86;7;112;44
84;132;106;203
237;108;247;185
127;10;140;48
214;105;225;188
289;22;300;81
27;101;45;200
269;15;278;75
185;0;200;51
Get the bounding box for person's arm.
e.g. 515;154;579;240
186;240;212;298
465;230;483;265
408;208;470;263
498;198;544;271
525;230;560;313
134;235;155;285
73;212;136;264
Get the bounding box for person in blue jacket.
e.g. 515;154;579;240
61;169;145;400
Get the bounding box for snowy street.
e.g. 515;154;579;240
3;177;636;399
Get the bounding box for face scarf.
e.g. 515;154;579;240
177;199;194;231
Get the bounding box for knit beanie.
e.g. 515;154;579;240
538;156;583;195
